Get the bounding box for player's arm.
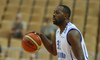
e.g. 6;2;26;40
68;30;85;60
39;34;57;56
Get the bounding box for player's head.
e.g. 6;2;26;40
53;5;71;26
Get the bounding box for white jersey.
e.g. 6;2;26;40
56;22;89;60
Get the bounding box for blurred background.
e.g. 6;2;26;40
0;0;100;60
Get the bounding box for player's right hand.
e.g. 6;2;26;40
25;31;42;36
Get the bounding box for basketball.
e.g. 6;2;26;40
22;33;42;53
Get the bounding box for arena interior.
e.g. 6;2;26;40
0;0;100;60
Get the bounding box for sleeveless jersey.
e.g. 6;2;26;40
56;22;89;60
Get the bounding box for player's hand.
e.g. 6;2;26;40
25;31;42;36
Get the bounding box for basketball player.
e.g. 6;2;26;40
27;5;89;60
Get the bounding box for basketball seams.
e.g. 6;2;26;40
23;44;39;53
25;37;37;48
23;37;37;49
24;41;38;53
22;40;37;50
37;36;42;45
27;33;42;46
25;35;40;50
30;35;41;46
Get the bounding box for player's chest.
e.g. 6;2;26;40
56;34;67;50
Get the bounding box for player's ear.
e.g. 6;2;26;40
64;14;68;19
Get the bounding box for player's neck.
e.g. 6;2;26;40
59;21;69;34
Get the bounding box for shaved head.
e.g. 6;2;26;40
58;5;71;19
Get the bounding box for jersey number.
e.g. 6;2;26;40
57;40;61;50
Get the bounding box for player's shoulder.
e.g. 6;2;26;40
68;22;76;27
67;22;79;31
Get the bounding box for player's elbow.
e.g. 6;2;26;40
78;56;85;60
52;52;57;56
81;55;85;60
80;57;85;60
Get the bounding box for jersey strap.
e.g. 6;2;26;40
66;28;82;46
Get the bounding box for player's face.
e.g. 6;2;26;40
53;6;65;26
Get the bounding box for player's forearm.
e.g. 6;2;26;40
39;34;55;55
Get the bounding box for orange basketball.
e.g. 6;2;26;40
22;33;42;53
